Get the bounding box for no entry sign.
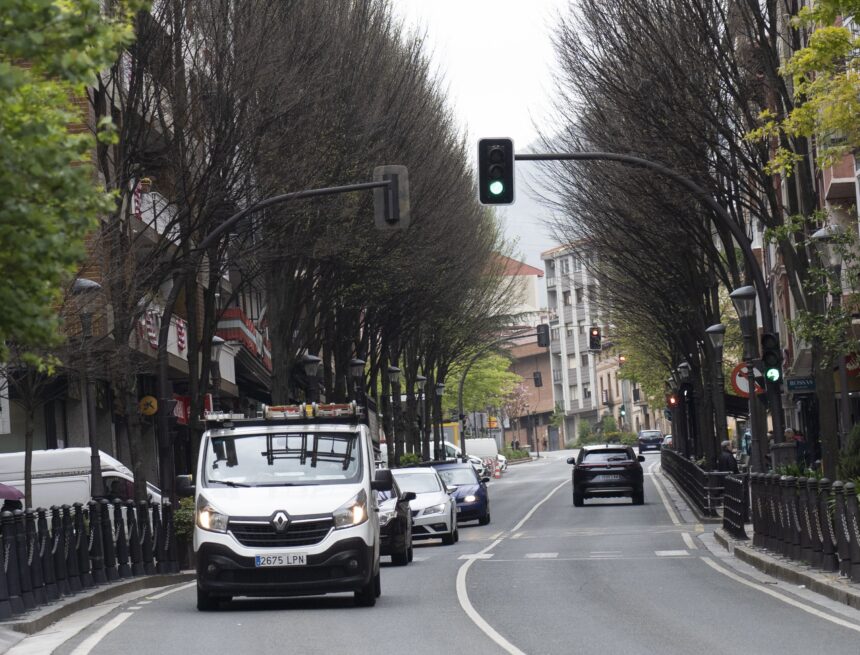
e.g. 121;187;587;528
730;362;765;398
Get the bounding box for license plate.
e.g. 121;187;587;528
255;553;306;567
593;475;621;482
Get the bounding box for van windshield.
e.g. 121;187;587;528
203;431;362;487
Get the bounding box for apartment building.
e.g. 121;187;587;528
541;243;655;443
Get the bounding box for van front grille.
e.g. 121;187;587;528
229;518;334;548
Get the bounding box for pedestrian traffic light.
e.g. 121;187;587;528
619;404;626;417
666;393;678;408
478;138;515;204
533;371;543;387
588;326;601;351
536;323;550;347
760;332;782;383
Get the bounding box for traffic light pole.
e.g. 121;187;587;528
156;177;399;506
515;151;785;445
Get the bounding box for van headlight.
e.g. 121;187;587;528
333;489;368;529
196;497;228;533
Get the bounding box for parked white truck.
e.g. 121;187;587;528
184;402;395;610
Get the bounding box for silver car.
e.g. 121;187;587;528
391;468;459;545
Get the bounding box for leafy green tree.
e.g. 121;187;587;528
0;0;136;360
442;352;520;415
749;0;860;173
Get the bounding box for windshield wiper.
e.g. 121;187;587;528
255;482;316;487
209;480;251;487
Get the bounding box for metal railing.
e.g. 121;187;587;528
660;449;730;517
748;474;860;583
0;499;178;618
722;474;749;539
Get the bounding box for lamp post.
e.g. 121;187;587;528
72;278;104;499
706;324;729;452
302;353;322;403
388;366;401;461
416;375;427;460
210;336;225;412
731;285;766;472
812;224;851;451
349;358;365;404
435;382;445;458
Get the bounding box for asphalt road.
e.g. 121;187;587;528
14;451;860;655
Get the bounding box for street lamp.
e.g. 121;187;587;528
416;375;427;460
812;224;850;452
387;366;402;460
706;323;729;450
210;336;225;412
349;358;365;403
302;353;321;403
435;381;445;458
731;285;765;472
72;278;103;499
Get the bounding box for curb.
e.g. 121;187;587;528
505;457;533;466
656;467;722;524
714;528;860;611
0;572;195;636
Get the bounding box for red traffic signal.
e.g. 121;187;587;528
588;327;601;351
666;393;678;408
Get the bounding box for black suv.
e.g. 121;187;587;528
637;429;664;453
567;445;645;506
377;480;415;565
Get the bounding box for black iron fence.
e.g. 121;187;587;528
722;474;749;539
747;473;860;583
660;448;730;517
0;499;178;619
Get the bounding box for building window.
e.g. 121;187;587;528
581;353;588;367
563;290;571;306
583;384;591;399
551;327;560;342
566;326;574;338
569;385;578;400
560;257;570;274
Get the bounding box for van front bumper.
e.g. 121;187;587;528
196;538;375;598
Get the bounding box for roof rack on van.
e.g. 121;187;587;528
203;402;366;429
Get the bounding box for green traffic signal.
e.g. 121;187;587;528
765;368;781;382
489;180;505;196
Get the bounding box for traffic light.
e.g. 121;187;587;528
533;371;543;387
666;393;679;408
478;138;515;204
761;333;782;383
588;326;601;351
619;404;626;417
373;165;411;230
618;354;627;367
536;323;550;347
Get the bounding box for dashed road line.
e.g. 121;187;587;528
525;552;558;559
682;532;698;550
655;550;690;557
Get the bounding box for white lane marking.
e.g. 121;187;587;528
651;465;681;526
525;552;558;559
700;557;860;634
138;600;152;604
69;612;134;655
590;551;621;555
455;481;567;655
511;478;570;533
511;532;524;540
459;553;494;560
682;532;698;550
145;581;195;600
655;550;690;557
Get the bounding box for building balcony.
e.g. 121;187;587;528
823;154;856;201
546;276;557;287
216;307;272;372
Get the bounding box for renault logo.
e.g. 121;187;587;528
271;511;290;532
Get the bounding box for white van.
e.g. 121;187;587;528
0;448;162;509
187;403;394;610
463;438;499;462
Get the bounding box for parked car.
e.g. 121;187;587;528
431;461;490;525
637;429;664;453
567;444;645;506
662;435;674;449
377;480;415;565
496;453;508;471
391;468;458;545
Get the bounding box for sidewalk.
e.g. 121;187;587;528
655;462;860;612
0;572;194;652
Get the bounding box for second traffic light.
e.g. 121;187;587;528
478;138;515;204
760;333;782;383
588;326;601;351
536;323;550;347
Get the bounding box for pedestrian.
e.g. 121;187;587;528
792;428;808;467
717;440;739;474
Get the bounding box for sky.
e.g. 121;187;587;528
392;0;569;284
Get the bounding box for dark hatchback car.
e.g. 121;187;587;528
637;429;664;453
568;445;645;506
377;480;416;565
431;462;491;525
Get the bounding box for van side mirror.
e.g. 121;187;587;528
401;491;416;502
371;469;394;492
481;477;490;484
176;474;195;498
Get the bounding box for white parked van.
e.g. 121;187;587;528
463;438;499;462
0;448;162;509
188;403;394;610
